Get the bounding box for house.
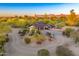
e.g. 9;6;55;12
46;24;55;29
32;21;55;30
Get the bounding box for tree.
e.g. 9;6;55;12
66;9;77;26
37;49;50;56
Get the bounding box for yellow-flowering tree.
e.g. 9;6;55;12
66;9;77;26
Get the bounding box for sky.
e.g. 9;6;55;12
0;3;79;16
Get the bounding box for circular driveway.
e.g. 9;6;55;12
5;28;79;56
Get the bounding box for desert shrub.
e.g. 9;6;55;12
29;30;35;36
56;22;66;29
56;24;63;29
29;29;41;36
5;34;9;42
19;29;27;36
35;29;41;34
0;46;5;56
0;35;6;46
5;37;9;42
22;29;27;35
62;28;74;37
70;31;79;44
46;32;52;38
75;37;79;44
18;30;22;34
45;27;49;30
24;37;31;44
75;21;79;26
37;49;50;56
34;34;46;44
46;32;53;41
46;32;51;36
56;46;74;56
0;39;6;46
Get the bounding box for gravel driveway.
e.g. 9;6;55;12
4;28;79;56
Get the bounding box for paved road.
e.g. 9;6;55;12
4;28;79;56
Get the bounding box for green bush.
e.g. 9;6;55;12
70;31;79;44
19;29;27;36
56;22;65;29
75;21;79;26
29;31;35;36
5;37;9;42
75;37;79;44
37;49;50;56
5;34;9;42
0;38;6;46
62;28;74;37
0;46;5;56
56;25;63;29
24;37;31;44
36;30;41;34
56;46;74;56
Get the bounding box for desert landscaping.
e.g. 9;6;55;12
0;9;79;56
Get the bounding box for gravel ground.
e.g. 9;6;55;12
4;28;79;56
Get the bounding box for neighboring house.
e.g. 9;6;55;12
32;21;55;30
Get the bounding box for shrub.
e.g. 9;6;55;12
0;46;5;56
62;28;74;37
24;37;31;44
75;37;79;44
29;30;35;36
46;32;52;37
0;37;6;46
36;30;41;34
45;26;49;30
56;22;65;29
46;32;51;36
0;40;6;46
56;46;74;56
70;31;79;44
75;21;79;26
19;29;27;36
46;32;53;41
37;49;50;56
18;30;22;34
5;37;9;42
5;34;9;42
34;34;46;44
